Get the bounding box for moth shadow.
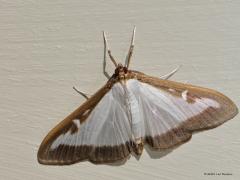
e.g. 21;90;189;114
144;145;173;159
104;157;129;166
105;145;176;166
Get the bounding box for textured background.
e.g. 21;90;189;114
0;1;239;180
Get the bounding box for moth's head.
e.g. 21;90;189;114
114;63;128;79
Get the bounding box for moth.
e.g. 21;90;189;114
38;27;238;165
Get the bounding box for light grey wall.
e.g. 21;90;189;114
0;1;239;180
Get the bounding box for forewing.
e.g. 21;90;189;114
38;82;133;165
128;72;238;149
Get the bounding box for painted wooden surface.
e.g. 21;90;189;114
0;1;239;179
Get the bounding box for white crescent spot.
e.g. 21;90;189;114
73;119;81;129
182;90;188;101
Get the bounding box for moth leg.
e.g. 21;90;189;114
103;31;118;68
160;65;181;80
73;86;89;100
125;26;136;69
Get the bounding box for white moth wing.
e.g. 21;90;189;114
38;82;133;165
126;78;238;149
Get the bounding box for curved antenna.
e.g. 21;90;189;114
125;26;136;69
103;31;118;68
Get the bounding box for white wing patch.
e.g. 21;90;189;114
126;79;220;136
50;82;133;150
